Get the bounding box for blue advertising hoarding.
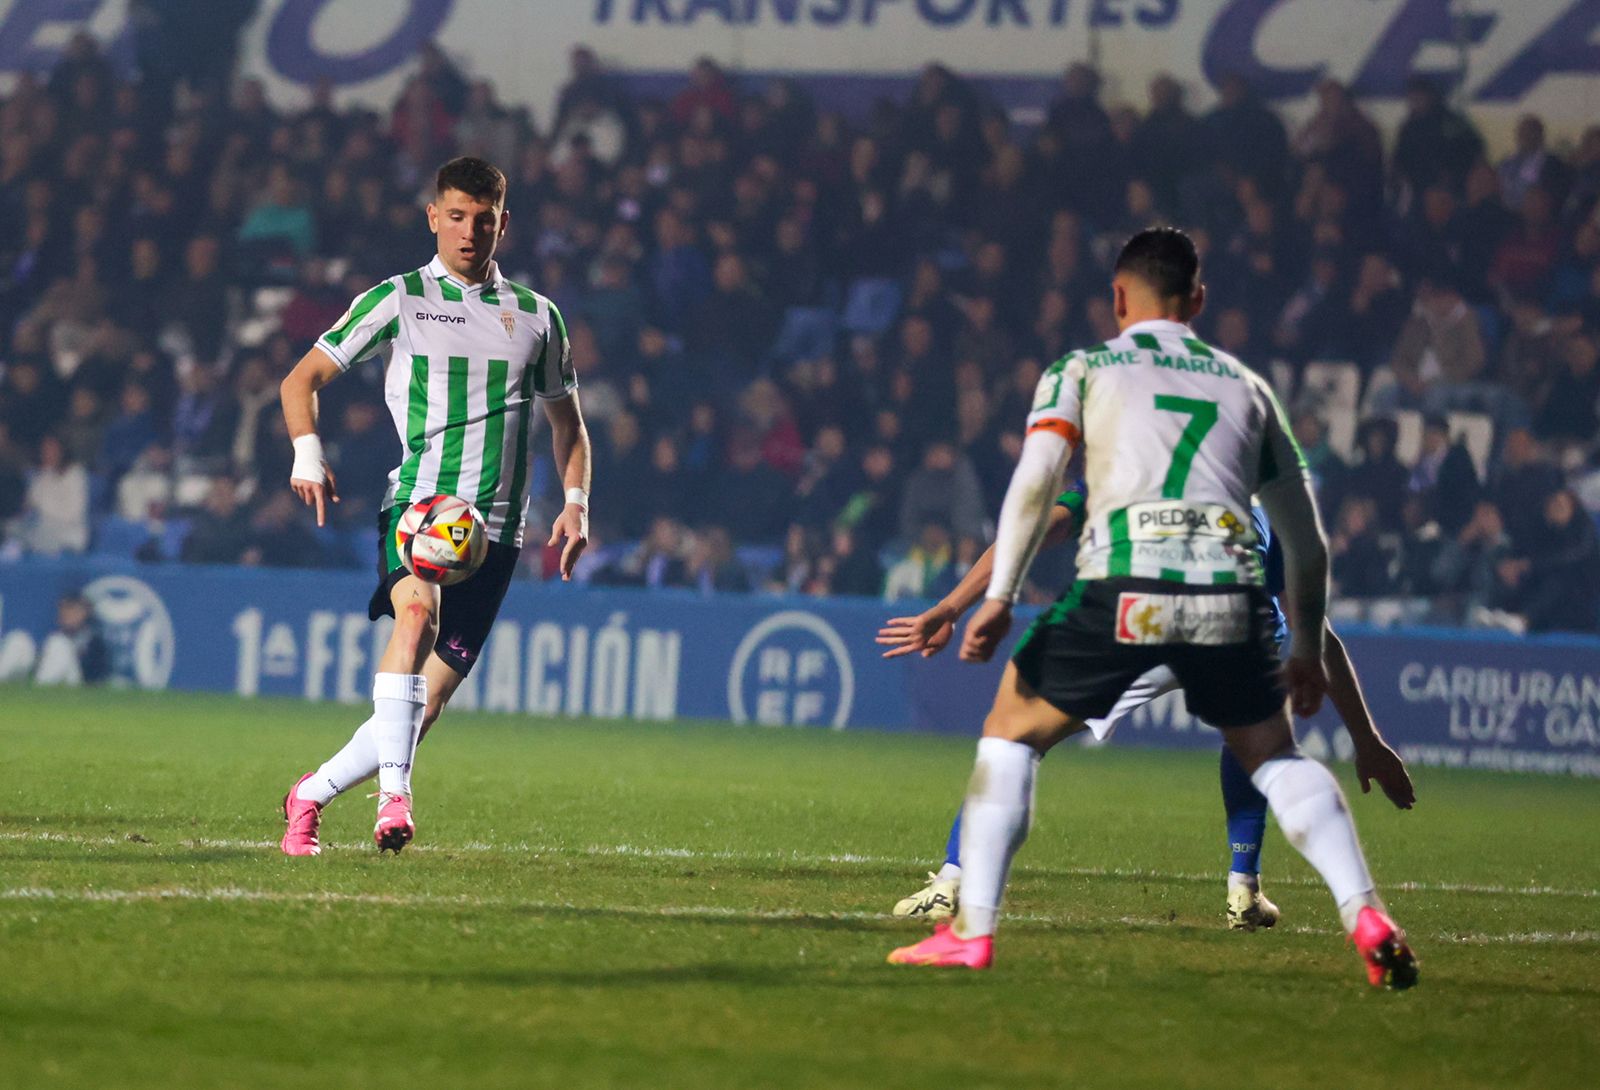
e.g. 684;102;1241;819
2;559;1598;777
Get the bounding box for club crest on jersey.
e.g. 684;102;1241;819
500;311;516;337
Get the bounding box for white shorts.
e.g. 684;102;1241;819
1083;665;1179;741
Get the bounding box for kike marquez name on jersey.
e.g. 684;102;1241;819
317;256;577;547
1079;335;1243;380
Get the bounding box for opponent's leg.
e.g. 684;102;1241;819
1224;713;1417;989
889;663;1084;968
892;809;963;918
1220;745;1279;931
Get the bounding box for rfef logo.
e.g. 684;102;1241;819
727;611;854;728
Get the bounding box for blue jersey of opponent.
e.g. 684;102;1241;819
1059;483;1289;646
1251;507;1291;647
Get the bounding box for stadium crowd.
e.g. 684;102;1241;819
1;34;1599;633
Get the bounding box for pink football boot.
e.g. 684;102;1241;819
280;773;323;857
887;922;994;970
1352;906;1420;990
373;792;415;853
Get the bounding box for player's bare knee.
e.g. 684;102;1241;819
391;601;437;657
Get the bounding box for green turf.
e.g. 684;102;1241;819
2;686;1596;1090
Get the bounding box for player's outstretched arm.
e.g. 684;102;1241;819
1323;622;1415;809
543;390;592;581
961;428;1074;663
878;505;1078;659
280;346;343;527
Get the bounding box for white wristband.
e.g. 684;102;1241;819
565;487;589;510
291;434;326;484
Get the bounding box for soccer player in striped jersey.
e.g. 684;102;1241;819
277;156;591;856
879;486;1414;929
887;228;1418;987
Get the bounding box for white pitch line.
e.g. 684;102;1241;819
1;885;1595;947
3;829;1598;901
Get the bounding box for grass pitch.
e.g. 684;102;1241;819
2;686;1597;1090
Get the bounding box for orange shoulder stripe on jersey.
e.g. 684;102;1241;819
1028;418;1080;443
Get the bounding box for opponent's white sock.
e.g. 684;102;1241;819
371;672;428;798
952;737;1038;940
299;718;379;805
1251;755;1382;933
934;862;962;883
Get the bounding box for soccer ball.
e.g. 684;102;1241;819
395;495;488;586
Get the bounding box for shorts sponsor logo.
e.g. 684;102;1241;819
416;312;465;324
1114;592;1248;647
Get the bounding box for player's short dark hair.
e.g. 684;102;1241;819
1114;226;1201;300
436;156;506;206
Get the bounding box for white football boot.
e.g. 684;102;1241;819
893;872;960;920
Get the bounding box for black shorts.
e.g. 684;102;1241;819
1011;577;1286;729
369;506;521;677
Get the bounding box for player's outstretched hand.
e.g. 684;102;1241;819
877;607;955;659
549;502;589;581
960;600;1013;663
1284;655;1328;718
289;465;339;527
1355;738;1415;810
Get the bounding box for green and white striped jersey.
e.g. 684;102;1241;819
1026;319;1305;586
317;256;576;547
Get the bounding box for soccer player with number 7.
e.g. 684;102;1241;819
277;157;592;856
887;228;1418;988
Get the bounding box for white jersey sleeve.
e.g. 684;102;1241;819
532;300;577;399
316;279;402;371
1025;350;1087;443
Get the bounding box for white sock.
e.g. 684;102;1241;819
299;718;379;805
1228;871;1259;893
953;737;1038;939
371;672;427;798
935;862;962;883
1251;755;1381;933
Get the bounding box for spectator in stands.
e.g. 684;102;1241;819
1496;490;1600;634
1344;417;1409;533
689;252;777;376
242;491;326;569
1434;499;1515;619
1490;184;1562;299
0;421;29;529
1498;115;1570;213
1130;74;1203;214
1329;495;1397;599
21;434;89;556
1294;79;1384;214
32;591;111;686
714;432;788;545
1391;75;1484;204
1491;427;1565;551
181;476;252;565
883;518;954;602
170;365;236;474
899;440;986;545
57;386;105;470
597;516;691;590
1204;73;1289;200
1383;273;1488;415
1408;415;1481;535
1289;409;1346;501
1456;161;1517;303
1532;331;1600;447
237;161;316;262
687;525;750;594
166;235;230;362
115;443;173;523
